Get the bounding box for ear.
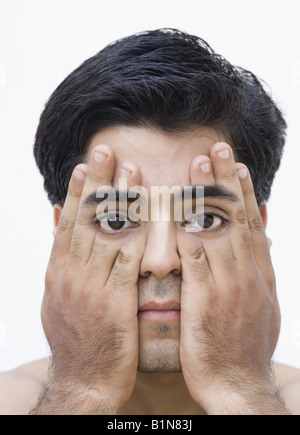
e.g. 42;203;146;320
259;202;268;229
259;202;272;249
53;203;63;237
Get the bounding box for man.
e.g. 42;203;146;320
1;28;300;415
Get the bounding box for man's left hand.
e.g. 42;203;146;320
178;142;288;415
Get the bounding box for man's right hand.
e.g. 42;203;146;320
32;145;145;415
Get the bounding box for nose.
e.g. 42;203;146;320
139;221;181;279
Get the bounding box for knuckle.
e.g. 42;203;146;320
222;169;237;181
45;265;56;289
265;265;276;290
234;207;247;226
190;245;206;261
75;211;88;227
244;268;258;289
240;231;253;251
188;246;210;283
58;216;74;234
248;216;265;233
61;268;76;294
69;233;83;260
116;250;132;265
109;250;134;289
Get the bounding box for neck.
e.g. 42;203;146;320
119;371;206;415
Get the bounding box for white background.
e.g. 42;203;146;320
0;0;299;372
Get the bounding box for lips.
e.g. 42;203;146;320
138;301;181;321
139;301;180;312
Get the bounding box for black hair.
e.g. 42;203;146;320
33;28;287;206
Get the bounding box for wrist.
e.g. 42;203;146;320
30;382;119;415
196;377;289;415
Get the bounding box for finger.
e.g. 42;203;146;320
106;230;146;314
114;161;142;201
67;144;116;266
177;232;214;321
86;162;142;283
210;142;244;200
210;142;255;265
235;163;273;270
114;161;144;223
190;155;215;187
49;164;88;270
186;152;236;288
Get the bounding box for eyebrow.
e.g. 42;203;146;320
83;190;147;207
83;185;239;207
178;185;239;203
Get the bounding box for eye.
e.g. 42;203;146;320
96;213;138;233
183;212;228;233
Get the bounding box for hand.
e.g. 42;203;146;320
38;145;145;414
178;143;286;414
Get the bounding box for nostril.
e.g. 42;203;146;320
140;270;151;278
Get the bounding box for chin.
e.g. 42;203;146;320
138;339;182;373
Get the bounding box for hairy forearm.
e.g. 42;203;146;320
202;380;290;415
29;384;117;415
211;395;290;415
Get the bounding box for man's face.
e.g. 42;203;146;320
85;126;233;373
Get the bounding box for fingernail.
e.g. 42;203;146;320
120;168;131;178
238;168;248;179
74;169;86;180
200;162;211;173
217;149;230;159
94;151;107;163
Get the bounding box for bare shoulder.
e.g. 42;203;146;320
0;358;299;415
0;358;49;415
274;361;300;415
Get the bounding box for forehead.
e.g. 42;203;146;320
87;126;227;188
